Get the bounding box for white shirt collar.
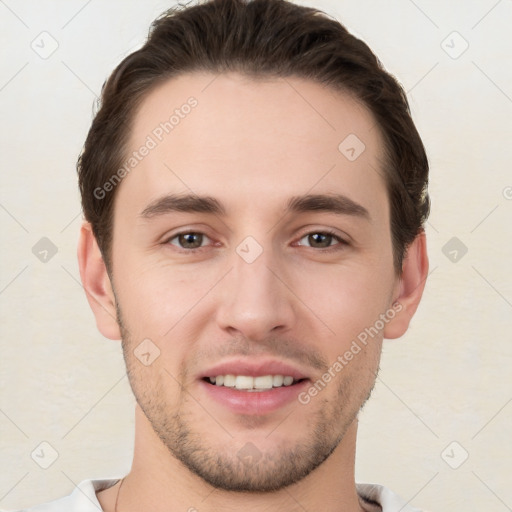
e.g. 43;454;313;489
19;478;424;511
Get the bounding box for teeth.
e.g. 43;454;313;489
272;375;284;387
207;374;299;390
235;375;254;389
283;376;294;386
254;375;273;389
223;374;236;387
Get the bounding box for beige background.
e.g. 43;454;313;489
1;0;511;510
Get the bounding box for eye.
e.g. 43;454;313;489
167;232;211;250
296;230;348;251
164;230;348;253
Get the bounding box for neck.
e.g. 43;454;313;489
99;405;364;512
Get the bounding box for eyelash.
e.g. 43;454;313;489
164;229;349;254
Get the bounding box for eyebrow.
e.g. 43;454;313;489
139;193;370;221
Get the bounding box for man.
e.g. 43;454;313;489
17;0;430;510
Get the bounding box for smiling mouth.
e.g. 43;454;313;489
202;374;307;391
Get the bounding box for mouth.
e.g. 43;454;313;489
198;359;311;415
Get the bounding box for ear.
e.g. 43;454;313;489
383;230;429;339
77;221;121;340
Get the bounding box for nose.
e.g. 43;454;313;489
215;243;297;342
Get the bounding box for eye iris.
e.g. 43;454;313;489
309;233;332;248
179;233;202;248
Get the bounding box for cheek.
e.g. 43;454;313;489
114;256;220;341
292;262;393;340
289;264;391;380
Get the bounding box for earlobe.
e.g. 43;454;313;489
383;230;429;339
77;221;121;340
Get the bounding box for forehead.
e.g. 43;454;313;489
117;71;388;220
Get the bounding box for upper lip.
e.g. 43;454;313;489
200;358;310;381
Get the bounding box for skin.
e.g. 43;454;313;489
78;72;428;512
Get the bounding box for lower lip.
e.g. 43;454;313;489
199;379;310;415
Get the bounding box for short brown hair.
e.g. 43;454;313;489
78;0;430;274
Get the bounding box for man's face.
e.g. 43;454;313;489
109;72;398;491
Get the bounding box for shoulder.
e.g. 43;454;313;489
356;482;427;512
1;478;120;512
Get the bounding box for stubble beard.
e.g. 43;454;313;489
117;304;378;493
